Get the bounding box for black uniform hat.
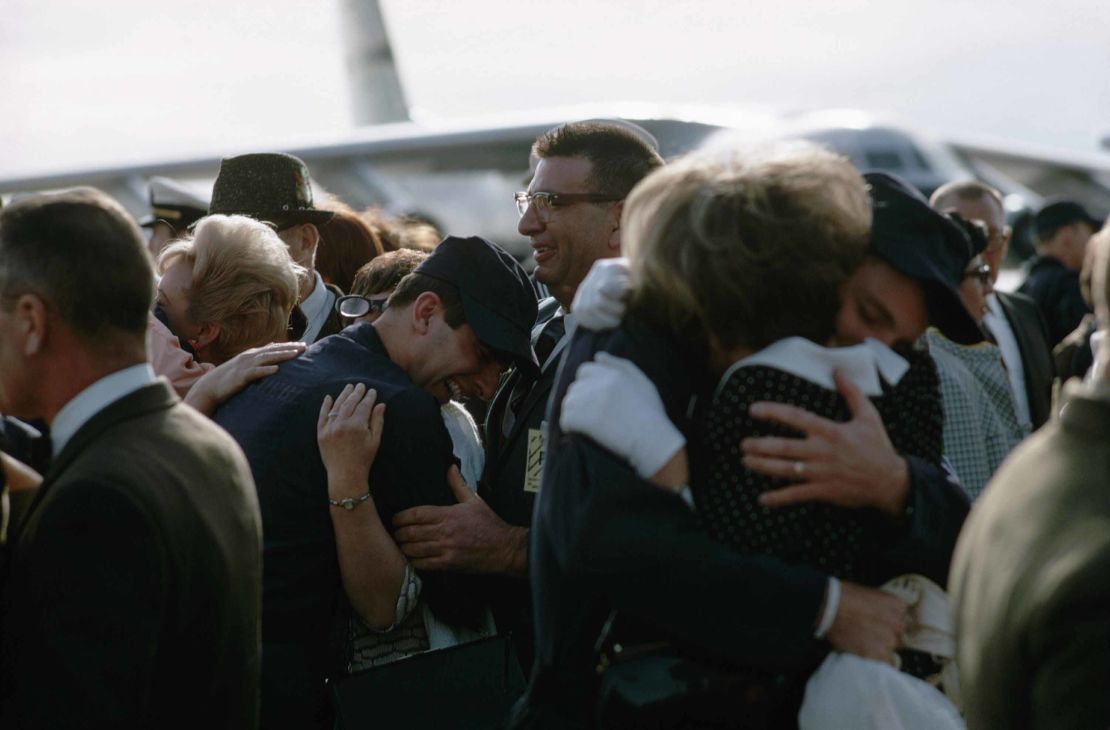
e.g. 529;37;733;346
1034;199;1102;240
138;177;209;230
415;235;539;376
209;152;333;226
865;172;984;345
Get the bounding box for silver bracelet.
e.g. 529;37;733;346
328;490;373;510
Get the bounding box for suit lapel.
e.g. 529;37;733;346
22;382;178;529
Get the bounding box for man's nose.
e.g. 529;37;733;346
517;203;543;236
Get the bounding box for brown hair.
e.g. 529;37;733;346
930;180;1005;213
386;272;466;328
625;142;871;355
533;120;665;197
0;187;153;344
315;205;386;293
158;215;303;364
350;249;428;297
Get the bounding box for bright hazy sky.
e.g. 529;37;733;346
3;0;1108;177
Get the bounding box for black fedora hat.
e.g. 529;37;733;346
415;235;539;376
209;152;333;226
864;172;984;345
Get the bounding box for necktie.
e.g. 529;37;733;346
288;305;308;341
532;314;566;370
504;314;565;436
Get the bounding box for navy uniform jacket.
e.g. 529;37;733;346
513;321;970;726
1018;256;1091;347
215;322;483;730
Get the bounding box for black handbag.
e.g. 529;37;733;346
593;613;805;730
332;634;527;729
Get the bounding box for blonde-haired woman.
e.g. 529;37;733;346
150;214;306;411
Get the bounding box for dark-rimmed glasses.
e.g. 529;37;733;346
962;264;991;285
514;191;622;219
335;294;388;319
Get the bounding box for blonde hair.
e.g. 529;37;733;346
624;141;871;355
158;215;304;363
1090;221;1110;375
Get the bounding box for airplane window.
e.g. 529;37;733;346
864;150;904;170
911;149;932;170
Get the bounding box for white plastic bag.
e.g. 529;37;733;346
798;653;964;730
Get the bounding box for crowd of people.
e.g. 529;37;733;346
0;119;1107;730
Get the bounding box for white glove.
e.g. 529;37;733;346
571;257;630;331
560;353;685;479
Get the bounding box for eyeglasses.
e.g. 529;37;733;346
514;191;622;219
335;294;388;318
962;264;991;285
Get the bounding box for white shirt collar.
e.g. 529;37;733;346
50;364;156;457
714;337;909;400
299;272;335;343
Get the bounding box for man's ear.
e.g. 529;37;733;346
301;224;320;259
411;291;442;335
15;294;48;357
607;200;624;253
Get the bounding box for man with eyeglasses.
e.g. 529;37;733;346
931;180;1055;430
208;152;345;344
390;121;663;674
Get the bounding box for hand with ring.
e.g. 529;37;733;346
317;383;386;489
741;370;910;517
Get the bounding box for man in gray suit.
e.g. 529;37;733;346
950;224;1110;729
0;188;263;729
931;180;1055;430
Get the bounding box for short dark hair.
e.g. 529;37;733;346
930;180;1004;216
351;249;428;297
532;121;665;197
0;187;153;341
386;272;466;328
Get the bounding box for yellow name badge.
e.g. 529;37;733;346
524;424;546;494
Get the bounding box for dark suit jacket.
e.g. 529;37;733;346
995;290;1055;429
481;297;560;670
951;381;1110;730
215;322;483;730
1;381;263;730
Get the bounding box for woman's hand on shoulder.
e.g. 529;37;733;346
317;383;387;486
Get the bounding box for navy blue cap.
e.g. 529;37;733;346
865;172;984;345
1034;199;1102;240
416;235;539;375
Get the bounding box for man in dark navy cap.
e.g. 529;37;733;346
392;120;664;675
214;235;537;730
1018;199;1102;345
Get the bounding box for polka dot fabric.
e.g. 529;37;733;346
694;351;944;587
